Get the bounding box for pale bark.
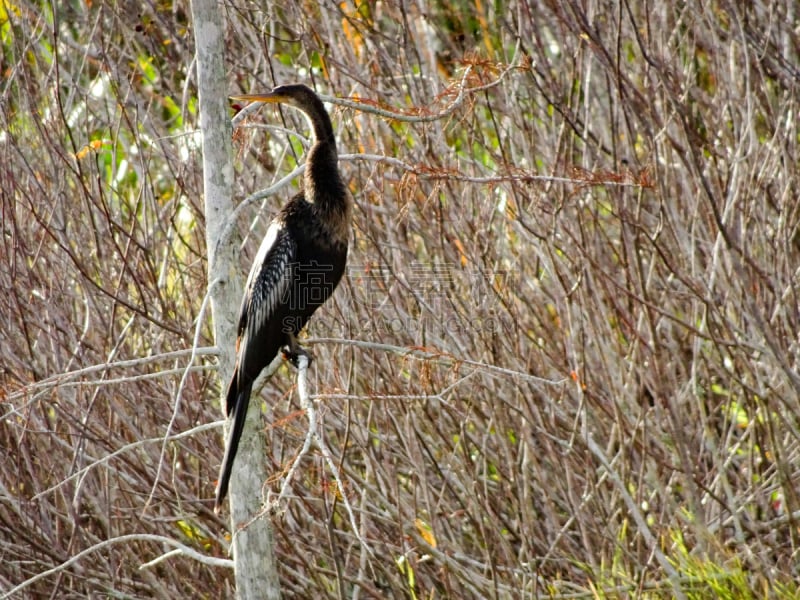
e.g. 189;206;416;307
191;0;280;597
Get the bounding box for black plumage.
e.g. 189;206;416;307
215;84;350;512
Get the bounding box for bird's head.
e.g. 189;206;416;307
232;84;332;142
231;84;323;113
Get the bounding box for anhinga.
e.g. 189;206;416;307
215;84;351;512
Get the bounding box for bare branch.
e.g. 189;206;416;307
31;421;222;501
1;534;231;599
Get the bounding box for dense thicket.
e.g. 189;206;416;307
2;1;799;597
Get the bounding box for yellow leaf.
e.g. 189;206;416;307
74;139;111;160
0;0;22;22
415;517;437;548
340;2;365;58
74;145;91;160
452;238;468;267
175;519;213;550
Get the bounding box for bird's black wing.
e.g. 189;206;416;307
215;219;297;511
228;218;297;413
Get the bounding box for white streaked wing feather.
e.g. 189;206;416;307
243;221;282;294
239;221;296;345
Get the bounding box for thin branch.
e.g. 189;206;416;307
339;153;649;187
3;347;218;408
306;337;566;388
145;278;221;512
231;64;479;127
31;421;222;501
313;370;478;404
140;547;233;570
7;366;214;413
273;356;317;506
1;533;232;599
322;43;522;123
267;355;373;556
321;65;477;123
584;435;687;600
215;164;305;252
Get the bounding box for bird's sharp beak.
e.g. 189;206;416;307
230;92;285;104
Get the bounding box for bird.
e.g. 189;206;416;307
215;84;351;513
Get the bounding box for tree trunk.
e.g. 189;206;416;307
191;1;281;597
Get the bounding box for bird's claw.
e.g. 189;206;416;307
282;346;312;368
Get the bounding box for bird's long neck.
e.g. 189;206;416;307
303;101;347;216
305;141;343;204
305;95;336;145
305;140;350;245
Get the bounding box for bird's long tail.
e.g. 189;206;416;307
214;379;253;513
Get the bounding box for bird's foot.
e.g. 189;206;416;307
282;346;312;369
